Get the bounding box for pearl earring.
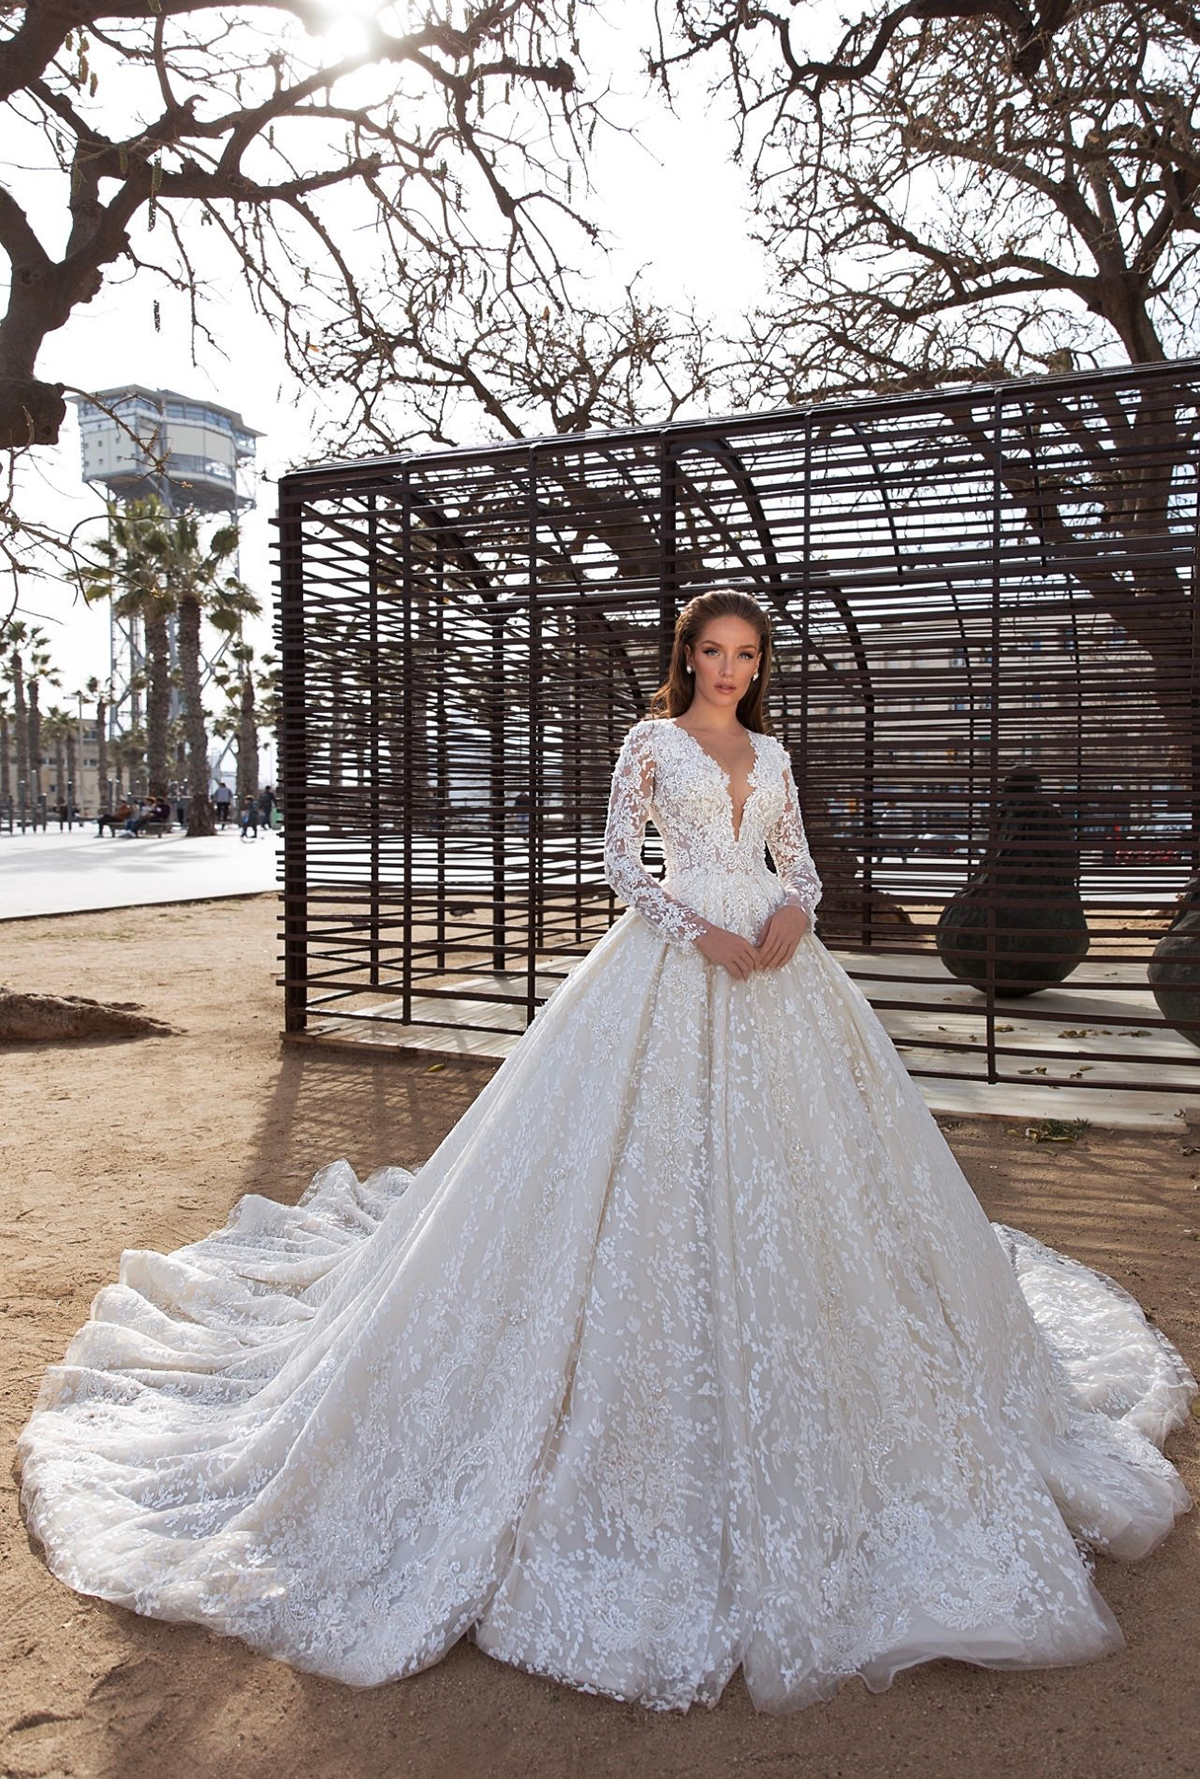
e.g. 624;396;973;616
685;664;693;674
752;672;759;681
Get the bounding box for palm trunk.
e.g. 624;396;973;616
121;730;146;798
129;614;143;732
239;677;258;806
179;594;214;837
27;681;41;796
10;653;27;806
96;698;108;810
143;608;171;797
0;712;10;803
53;733;65;808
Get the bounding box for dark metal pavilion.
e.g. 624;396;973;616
275;357;1200;1102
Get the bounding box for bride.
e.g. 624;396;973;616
16;589;1197;1715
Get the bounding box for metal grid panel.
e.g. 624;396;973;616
275;360;1200;1095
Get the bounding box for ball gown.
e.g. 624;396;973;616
15;714;1197;1714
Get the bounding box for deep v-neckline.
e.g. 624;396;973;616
665;720;764;844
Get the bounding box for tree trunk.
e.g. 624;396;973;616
179;594;214;837
129;614;143;732
0;712;10;803
239;677;258;807
0;377;66;451
96;697;108;811
27;680;41;796
65;727;77;812
944;389;1196;768
143;608;171;797
53;733;65;808
10;653;27;806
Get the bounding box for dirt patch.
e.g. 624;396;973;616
0;988;176;1043
2;895;1197;1779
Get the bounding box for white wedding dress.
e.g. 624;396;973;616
17;715;1197;1714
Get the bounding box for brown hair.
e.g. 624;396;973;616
647;588;774;733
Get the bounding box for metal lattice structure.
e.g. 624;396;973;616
275;358;1200;1101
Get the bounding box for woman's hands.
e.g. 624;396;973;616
753;902;810;971
693;903;811;981
694;923;760;982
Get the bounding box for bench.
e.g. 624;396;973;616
98;814;175;837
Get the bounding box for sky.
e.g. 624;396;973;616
5;0;777;703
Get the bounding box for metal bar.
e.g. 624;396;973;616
273;361;1200;1100
401;472;413;1025
276;477;308;1034
527;449;541;1022
368;492;381;990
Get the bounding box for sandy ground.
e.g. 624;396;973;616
2;894;1198;1779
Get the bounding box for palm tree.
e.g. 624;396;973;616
113;724;147;800
25;631;61;799
156;512;260;837
256;651;281;760
2;619;32;806
79;675;112;812
81;500;174;798
84;503;263;834
1;619;59;807
214;640;258;807
213;642;276;809
63;709;79;810
122;676;149;797
0;686;12;806
41;705;71;812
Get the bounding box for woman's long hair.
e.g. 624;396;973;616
647;589;774;734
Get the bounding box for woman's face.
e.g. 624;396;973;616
684;616;763;716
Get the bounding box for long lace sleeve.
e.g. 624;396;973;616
767;749;823;920
603;723;709;950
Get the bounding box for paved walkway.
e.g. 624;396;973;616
0;824;281;919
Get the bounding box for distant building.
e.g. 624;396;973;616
70;386;260;514
15;717;103;815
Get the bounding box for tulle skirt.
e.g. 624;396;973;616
16;904;1197;1712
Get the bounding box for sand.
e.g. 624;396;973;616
2;894;1197;1779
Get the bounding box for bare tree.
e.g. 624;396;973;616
0;0;600;615
653;0;1198;398
647;0;1200;775
318;271;729;452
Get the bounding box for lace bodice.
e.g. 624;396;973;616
603;717;823;950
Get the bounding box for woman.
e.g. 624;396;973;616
16;590;1196;1715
